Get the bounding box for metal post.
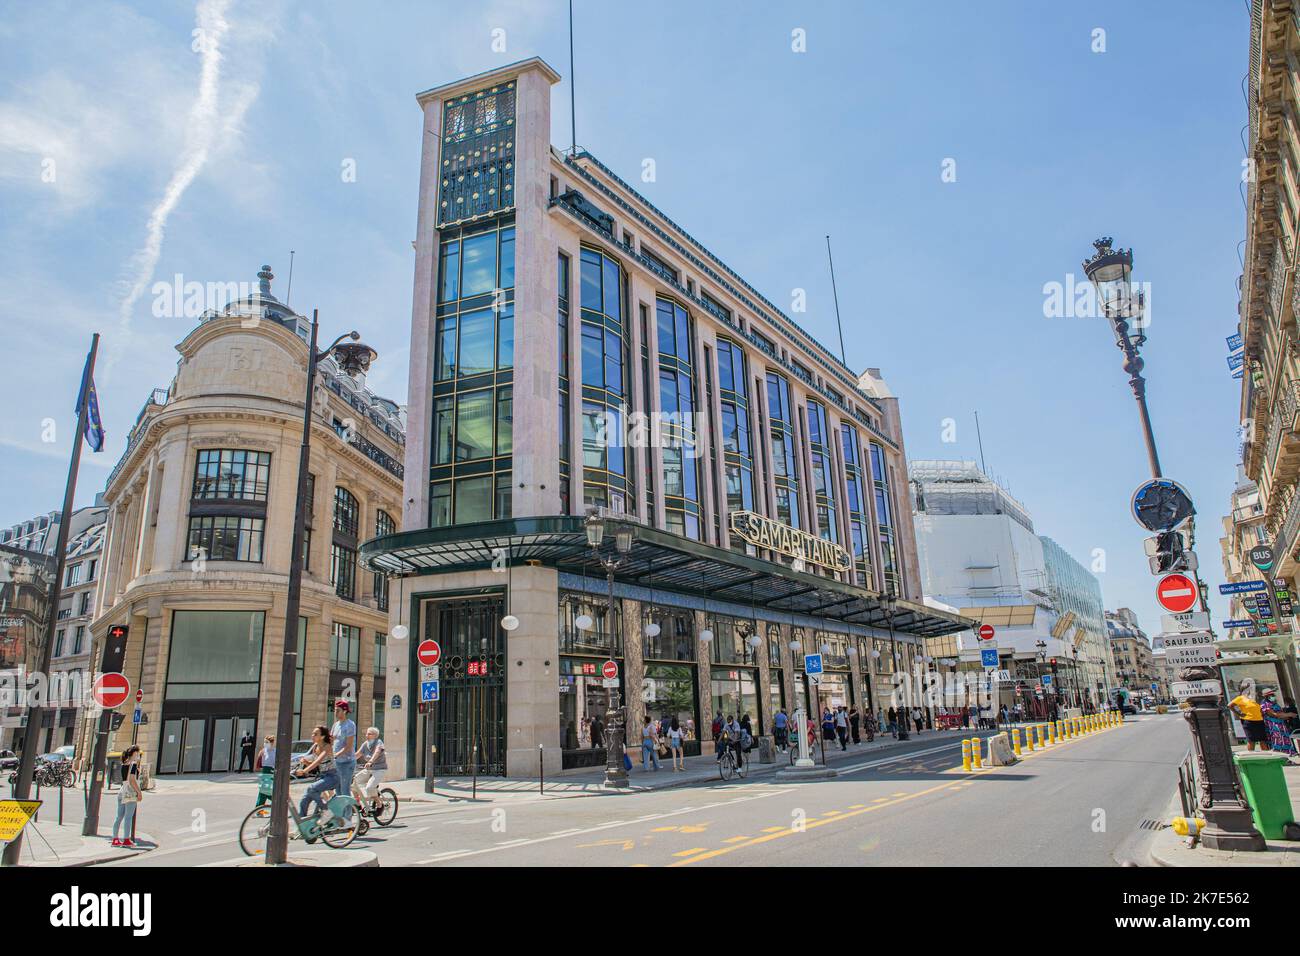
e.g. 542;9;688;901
538;744;544;794
601;559;628;788
267;312;322;865
3;335;96;866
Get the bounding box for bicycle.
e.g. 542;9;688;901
717;738;748;781
238;773;360;855
350;769;398;834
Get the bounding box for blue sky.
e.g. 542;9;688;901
0;1;1248;640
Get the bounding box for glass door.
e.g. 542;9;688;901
158;718;185;774
180;718;205;773
209;717;236;772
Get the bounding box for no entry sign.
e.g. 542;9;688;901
93;672;131;709
977;624;995;642
1155;573;1198;614
417;639;441;667
601;660;619;680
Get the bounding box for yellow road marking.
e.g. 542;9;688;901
761;826;786;833
674;847;709;857
821;810;843;816
668;778;970;867
872;798;889;803
848;804;866;809
722;835;749;843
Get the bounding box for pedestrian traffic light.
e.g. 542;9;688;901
1050;658;1058;674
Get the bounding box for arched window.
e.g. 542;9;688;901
333;487;360;538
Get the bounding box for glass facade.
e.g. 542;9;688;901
579;246;632;514
657;297;701;538
558;252;572;514
766;372;801;530
716;338;755;551
869;441;900;594
806;399;839;547
192;449;270;500
188;448;270;565
331;487;359;602
432;215;515;528
840;424;874;587
187;515;264;562
165;610;264;701
437;80;515;227
373;509;395;612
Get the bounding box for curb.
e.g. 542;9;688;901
21;831;161;868
202;848;379;868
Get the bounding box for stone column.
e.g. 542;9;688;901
695;608;713;749
754;623;771;736
504;565;562;776
622;596;645;764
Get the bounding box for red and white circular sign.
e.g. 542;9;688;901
417;640;441;667
135;689;143;704
1155;573;1198;614
93;672;131;710
601;660;619;680
977;624;996;641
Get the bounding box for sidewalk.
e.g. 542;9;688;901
395;726;1000;803
1149;753;1300;867
4;819;158;867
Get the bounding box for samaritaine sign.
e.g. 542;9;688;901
728;511;851;573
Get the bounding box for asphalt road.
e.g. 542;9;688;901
105;712;1188;867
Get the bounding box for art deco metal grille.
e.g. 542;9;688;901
438;81;516;227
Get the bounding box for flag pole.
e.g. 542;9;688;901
2;333;98;866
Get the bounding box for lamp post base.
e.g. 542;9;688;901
1182;686;1266;852
602;771;630;789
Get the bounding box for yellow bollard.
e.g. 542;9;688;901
962;738;972;771
972;737;983;769
1049;722;1057;743
1013;728;1022;756
1026;725;1035;752
1067;719;1074;739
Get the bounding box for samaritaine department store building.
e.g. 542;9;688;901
364;59;967;778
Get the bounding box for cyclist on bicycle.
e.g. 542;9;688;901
295;725;339;821
353;726;387;812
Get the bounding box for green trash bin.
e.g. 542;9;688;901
1232;752;1295;840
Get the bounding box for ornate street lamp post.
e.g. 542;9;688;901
266;312;376;865
586;515;633;788
1083;240;1263;851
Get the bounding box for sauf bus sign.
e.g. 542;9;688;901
729;511;851;573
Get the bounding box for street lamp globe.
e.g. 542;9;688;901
644;621;661;638
699;629;714;643
500;614;520;631
574;613;594;631
1082;238;1134;319
331;335;378;376
614;526;634;554
390;624;409;641
584;516;605;548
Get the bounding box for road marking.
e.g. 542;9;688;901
668;777;971;867
848;804;866;809
761;826;786;833
674;847;709;856
722;835;749;843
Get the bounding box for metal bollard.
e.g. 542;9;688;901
972;738;983;769
962;738;972;771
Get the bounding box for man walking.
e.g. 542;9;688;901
834;707;849;750
237;730;255;772
330;700;357;818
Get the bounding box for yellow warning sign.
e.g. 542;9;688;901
0;799;42;842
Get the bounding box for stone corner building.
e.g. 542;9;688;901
364;58;967;780
90;268;405;773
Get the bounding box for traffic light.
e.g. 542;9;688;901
1144;531;1197;574
1050;658;1059;674
109;712;125;731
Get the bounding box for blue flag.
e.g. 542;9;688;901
74;353;104;452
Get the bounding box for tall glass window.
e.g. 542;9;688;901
806;400;839;546
332;487;359;602
193;449;271;500
716;339;755;550
657;297;700;538
373;510;395;612
765;372;801;530
558;253;572;514
431;215;516;527
841;424;874;587
579;246;633;514
870;442;900;595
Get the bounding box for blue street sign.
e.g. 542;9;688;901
1150;683;1158;693
1219;581;1267;594
1042;674;1053;686
390;694;402;709
803;653;824;675
980;648;999;668
132;707;142;725
1227;333;1243;352
420;679;439;702
1227;351;1245;371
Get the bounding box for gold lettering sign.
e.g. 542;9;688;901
728;511;851;573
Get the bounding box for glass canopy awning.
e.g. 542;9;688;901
360;516;971;638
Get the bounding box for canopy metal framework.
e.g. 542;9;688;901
361;516;970;638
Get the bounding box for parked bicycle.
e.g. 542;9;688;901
238;773;359;855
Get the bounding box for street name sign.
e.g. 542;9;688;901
1161;631;1214;649
1219;581;1266;594
1161;611;1210;633
1172;680;1222;701
1166;645;1218;667
1222;619;1254;629
1155;573;1198;613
